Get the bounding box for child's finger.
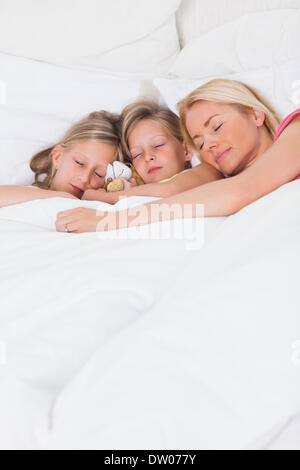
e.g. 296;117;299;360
129;178;137;186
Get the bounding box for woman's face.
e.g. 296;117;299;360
185;101;267;177
51;141;117;198
128;119;191;183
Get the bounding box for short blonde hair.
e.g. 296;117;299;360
178;78;282;155
30;110;123;189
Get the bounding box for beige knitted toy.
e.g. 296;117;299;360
104;161;144;192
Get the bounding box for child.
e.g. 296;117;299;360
0;111;122;208
81;100;223;204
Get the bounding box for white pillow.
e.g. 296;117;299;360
84;17;180;75
0;0;181;75
172;9;300;78
176;0;300;47
0;53;142;186
155;58;300;121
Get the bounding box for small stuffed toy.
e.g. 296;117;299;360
130;165;144;187
104;161;144;192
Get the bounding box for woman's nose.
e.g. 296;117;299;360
203;135;218;152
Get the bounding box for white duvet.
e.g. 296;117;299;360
0;183;299;450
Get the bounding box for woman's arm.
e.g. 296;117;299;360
230;115;300;208
0;186;77;208
124;115;300;222
119;162;223;198
55;116;300;232
82;163;224;204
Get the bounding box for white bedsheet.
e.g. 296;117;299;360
0;195;223;449
0;183;299;449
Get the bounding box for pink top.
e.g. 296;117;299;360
273;108;300;181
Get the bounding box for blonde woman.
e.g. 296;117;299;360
0;111;122;208
81;99;223;204
55;79;300;233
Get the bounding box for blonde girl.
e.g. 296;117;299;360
55;79;300;233
0;111;122;208
82;99;223;204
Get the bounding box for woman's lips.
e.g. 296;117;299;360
215;148;231;163
148;166;162;174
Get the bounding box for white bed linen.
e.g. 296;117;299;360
0;181;299;449
0;195;224;449
172;9;300;78
0;0;180;74
155;58;300;119
176;0;300;47
45;180;300;450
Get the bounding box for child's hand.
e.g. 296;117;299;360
81;188;118;204
82;188;106;201
57;191;78;199
105;177;137;192
118;177;137;190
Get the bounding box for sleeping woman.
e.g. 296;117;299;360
81;99;223;204
0;111;122;208
55;79;300;233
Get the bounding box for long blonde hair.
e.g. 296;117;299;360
178;78;282;155
30;110;123;189
121;99;191;170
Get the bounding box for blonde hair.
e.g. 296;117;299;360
178;78;282;155
30;110;123;189
121;99;191;170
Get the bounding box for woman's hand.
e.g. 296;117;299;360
56;207;119;233
56;208;99;233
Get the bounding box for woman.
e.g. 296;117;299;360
54;79;300;233
81;99;223;204
0;111;122;209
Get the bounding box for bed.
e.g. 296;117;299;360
0;0;300;450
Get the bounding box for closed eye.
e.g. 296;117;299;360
154;144;164;148
76;161;103;178
199;124;223;150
